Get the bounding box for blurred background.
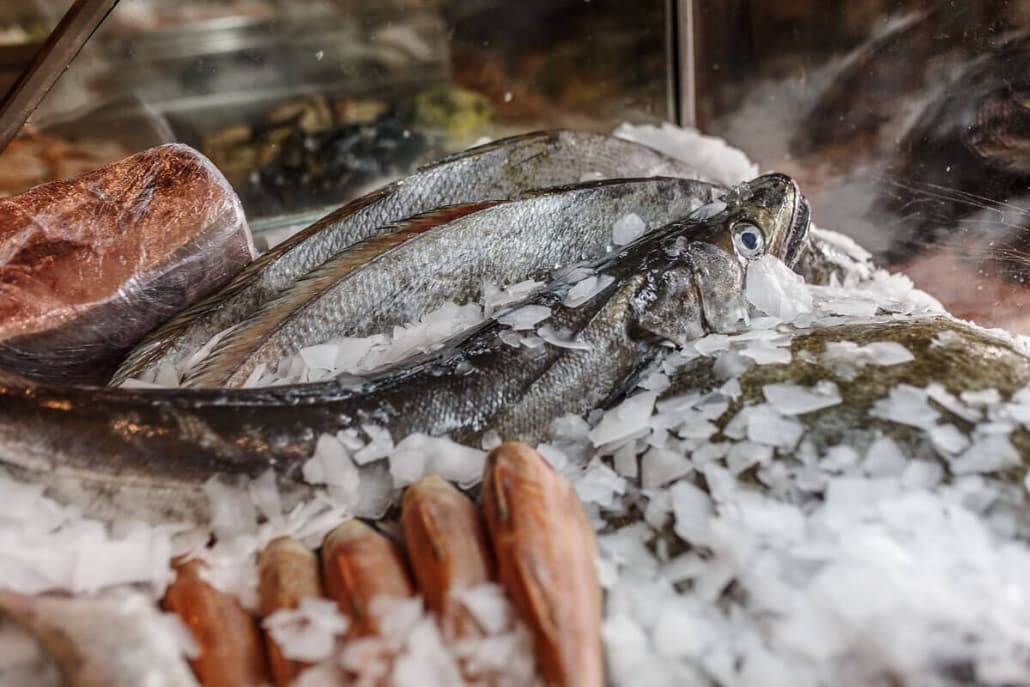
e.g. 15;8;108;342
2;0;1029;331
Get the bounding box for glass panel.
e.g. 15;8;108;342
0;0;672;229
694;0;1030;334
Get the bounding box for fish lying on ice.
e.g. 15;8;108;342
183;176;721;387
111;130;711;386
0;174;810;523
0;145;252;385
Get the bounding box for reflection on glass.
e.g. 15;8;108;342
0;0;671;226
695;1;1030;334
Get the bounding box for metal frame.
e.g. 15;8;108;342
668;0;695;128
0;0;121;155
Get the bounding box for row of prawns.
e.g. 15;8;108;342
162;443;603;687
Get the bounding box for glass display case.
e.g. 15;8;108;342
4;5;1030;687
0;0;675;228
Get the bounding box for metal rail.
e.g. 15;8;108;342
0;0;121;155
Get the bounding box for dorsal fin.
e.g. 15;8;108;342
182;201;499;388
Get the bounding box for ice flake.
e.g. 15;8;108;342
637;369;670;393
202;476;259;540
925;383;981;423
901;461;944;490
948;435;1021;475
263;598;348;662
641;447;692;488
687;200;728;221
740;341;792;365
960;388;1002;408
862;437;907;477
248;469;282;521
719;377;742;400
588;392;657;447
694;333;731;356
870;385;939;430
389;434;485;488
670;480;713;546
519;334;545;349
573;460;627;509
482;279;545;315
820;445;860;473
930;329;965;350
612;213;647;245
928;424;969;456
612;443;639;479
302;434;361;507
817;297;879;318
536;323;592;350
713;349;756;377
455;583;513;635
726;441;773;475
498;329;523;348
535;443;570;472
763;381;842;415
497;304;550;330
352;424;394;465
299;343;339;371
745;404;805;450
822;340;914;380
564;273;615;308
745;255;814;322
480;430;502;451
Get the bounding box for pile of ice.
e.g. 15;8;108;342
272;586;540;687
5;122;1030;687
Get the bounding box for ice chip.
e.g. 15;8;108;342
497;304;551;331
763;381;842;415
612;213;647;245
745;256;813;322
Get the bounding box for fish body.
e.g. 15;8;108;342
0;175;809;523
184;176;720;387
112;130;710;386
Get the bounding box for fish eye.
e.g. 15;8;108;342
732;222;766;259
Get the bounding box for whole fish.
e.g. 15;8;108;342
0;174;809;523
184;176;720;387
111;130;710;386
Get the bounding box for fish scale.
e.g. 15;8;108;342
111;130;711;386
0;175;809;524
183;177;720;388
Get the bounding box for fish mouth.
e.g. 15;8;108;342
742;173;811;269
784;193;812;269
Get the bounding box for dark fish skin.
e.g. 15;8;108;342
0;175;809;523
111;130;709;386
184;176;721;388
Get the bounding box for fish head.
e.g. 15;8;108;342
631;173;811;343
684;172;811;269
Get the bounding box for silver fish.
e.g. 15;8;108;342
0;590;199;687
183;176;720;388
0;175;809;523
111;130;708;386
